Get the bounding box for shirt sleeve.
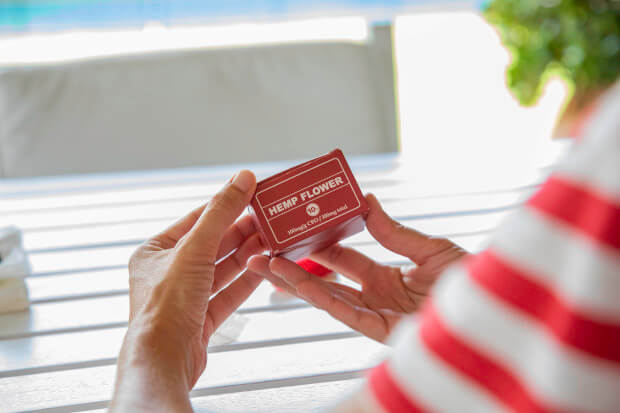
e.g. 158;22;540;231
367;84;620;413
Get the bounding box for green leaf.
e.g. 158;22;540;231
483;0;619;106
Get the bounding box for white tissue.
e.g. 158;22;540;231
0;278;29;313
0;226;31;280
0;226;31;313
208;312;248;346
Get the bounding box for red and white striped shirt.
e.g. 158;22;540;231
368;84;620;413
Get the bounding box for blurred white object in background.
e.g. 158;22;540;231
0;18;397;178
0;226;30;313
210;312;248;347
0;16;368;65
394;11;569;194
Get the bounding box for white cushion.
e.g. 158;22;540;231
0;278;29;314
0;226;30;280
0;26;396;177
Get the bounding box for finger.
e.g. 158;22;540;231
157;203;207;243
204;271;262;338
268;257;391;341
268;256;335;296
248;255;364;305
366;193;456;265
216;215;258;260
267;257;369;309
212;233;266;294
254;256;356;308
263;270;298;295
310;243;385;285
247;255;297;294
250;256;391;340
157;205;256;254
183;170;257;260
326;281;364;305
249;255;362;308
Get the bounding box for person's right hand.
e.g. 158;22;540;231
247;194;468;342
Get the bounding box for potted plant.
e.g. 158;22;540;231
483;0;619;137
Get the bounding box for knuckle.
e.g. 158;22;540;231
218;291;235;309
241;272;260;287
386;220;409;242
396;223;417;240
433;237;456;250
210;184;245;211
392;219;407;232
364;259;378;280
326;244;344;264
175;248;217;274
231;249;245;271
128;246;145;273
182;232;219;256
426;237;468;262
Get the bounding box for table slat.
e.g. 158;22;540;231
82;379;362;413
4;186;532;235
0;307;360;377
0;282;307;340
0;337;385;412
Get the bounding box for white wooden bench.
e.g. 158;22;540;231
0;152;548;412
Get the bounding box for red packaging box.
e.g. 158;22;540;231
249;149;369;261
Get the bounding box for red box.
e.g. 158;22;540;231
249;149;369;261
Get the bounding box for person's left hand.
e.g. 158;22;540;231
115;170;265;397
248;194;467;343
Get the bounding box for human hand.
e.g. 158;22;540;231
117;170;265;394
248;194;467;343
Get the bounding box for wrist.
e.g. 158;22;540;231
127;275;208;387
125;311;193;386
111;363;191;413
111;314;194;412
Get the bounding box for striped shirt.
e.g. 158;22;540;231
368;83;620;413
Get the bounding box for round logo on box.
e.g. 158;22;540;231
306;203;320;217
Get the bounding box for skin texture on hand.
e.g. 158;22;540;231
248;193;468;343
110;170;265;412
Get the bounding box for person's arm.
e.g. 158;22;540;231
110;324;193;412
110;170;265;412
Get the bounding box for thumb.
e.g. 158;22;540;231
183;170;257;261
366;193;455;265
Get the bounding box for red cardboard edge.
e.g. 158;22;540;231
248;149;369;257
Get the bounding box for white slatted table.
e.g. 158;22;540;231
0;154;543;412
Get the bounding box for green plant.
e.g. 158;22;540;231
483;0;620;107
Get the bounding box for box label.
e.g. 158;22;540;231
255;158;361;243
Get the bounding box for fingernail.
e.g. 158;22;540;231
246;253;264;267
231;170;255;193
